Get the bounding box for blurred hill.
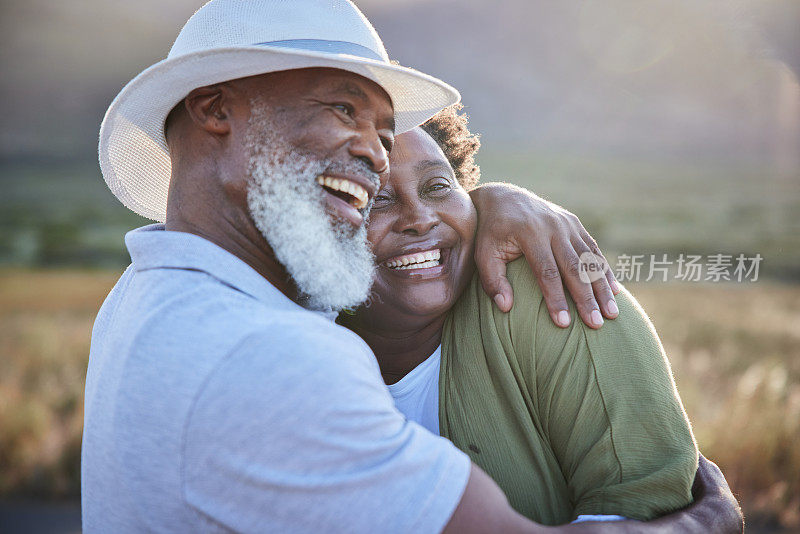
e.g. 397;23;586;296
370;0;799;167
0;0;798;276
1;0;798;165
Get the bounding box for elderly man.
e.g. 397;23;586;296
83;1;741;532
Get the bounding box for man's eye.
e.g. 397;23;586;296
332;103;354;116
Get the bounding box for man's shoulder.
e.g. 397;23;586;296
225;309;374;364
96;266;374;373
89;267;380;434
155;276;369;356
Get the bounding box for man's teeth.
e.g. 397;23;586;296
316;175;369;209
386;249;441;270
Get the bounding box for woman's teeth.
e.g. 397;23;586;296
316;175;369;209
392;259;439;270
386;249;441;270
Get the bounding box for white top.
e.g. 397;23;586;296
82;224;470;533
386;344;627;525
386;345;442;435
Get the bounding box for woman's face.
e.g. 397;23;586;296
365;127;478;320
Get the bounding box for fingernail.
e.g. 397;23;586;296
591;309;604;327
493;294;506;310
607;299;619;316
611;281;620;294
557;310;570;327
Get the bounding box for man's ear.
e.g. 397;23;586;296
184;84;231;136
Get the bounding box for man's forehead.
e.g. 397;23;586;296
325;80;369;102
308;70;395;128
238;68;396;130
308;68;383;93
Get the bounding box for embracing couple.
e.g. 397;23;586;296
82;1;742;532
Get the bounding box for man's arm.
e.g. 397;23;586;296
469;182;620;329
645;455;744;533
544;456;743;533
443;456;742;533
444;464;549;533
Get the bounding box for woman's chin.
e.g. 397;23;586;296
374;279;456;318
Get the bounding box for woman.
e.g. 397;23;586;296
340;105;713;526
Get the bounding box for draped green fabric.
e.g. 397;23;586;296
440;259;697;524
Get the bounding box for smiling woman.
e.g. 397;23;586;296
339;105;704;525
365;126;477;336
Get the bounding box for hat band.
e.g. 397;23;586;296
255;39;384;62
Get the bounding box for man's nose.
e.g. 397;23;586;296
348;124;390;175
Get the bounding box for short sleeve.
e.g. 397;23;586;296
505;260;698;520
182;322;470;533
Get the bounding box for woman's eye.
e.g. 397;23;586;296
380;136;394;154
372;192;392;206
426;180;452;194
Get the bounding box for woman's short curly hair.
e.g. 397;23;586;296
419;103;481;191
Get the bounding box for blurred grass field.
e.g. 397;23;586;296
479;149;800;281
1;150;799;530
1;270;798;529
3;149;799;277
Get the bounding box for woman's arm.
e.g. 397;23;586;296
440;257;742;532
522;277;698;519
517;266;743;530
469;182;619;329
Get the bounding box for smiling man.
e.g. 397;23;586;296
82;1;741;533
162;68;393;312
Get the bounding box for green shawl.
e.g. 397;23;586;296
440;259;697;524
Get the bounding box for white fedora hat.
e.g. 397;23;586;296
99;0;460;222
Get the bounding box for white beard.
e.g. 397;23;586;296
245;104;378;312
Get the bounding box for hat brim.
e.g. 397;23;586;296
98;45;460;222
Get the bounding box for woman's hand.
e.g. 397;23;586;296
469;182;620;329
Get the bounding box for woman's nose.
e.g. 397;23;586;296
394;202;440;236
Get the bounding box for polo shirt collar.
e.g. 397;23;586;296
125;224;304;313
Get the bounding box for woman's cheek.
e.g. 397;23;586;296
448;195;478;243
365;214;387;252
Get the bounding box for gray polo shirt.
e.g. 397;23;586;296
82;224;470;533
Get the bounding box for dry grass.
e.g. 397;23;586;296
1;270;798;529
629;282;800;530
0;269;121;497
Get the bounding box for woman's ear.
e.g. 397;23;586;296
183;84;231;136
